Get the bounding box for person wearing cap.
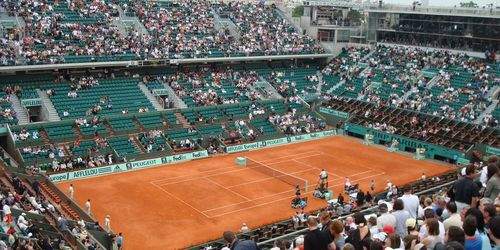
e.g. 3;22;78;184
377;203;396;232
443;202;462;231
453;165;480;212
403;218;419;248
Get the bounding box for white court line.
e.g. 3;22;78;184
151;164;242;185
150;181;209;218
258;151;323;164
202;176;344;213
292;159;344;179
204;172;386;218
204;177;251;201
261;153;324;165
225;168;341;189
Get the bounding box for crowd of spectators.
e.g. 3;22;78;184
168;67;260;106
0;0;324;65
222;157;500;250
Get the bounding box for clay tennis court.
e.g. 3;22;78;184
55;136;452;249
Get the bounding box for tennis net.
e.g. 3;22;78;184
245;157;308;192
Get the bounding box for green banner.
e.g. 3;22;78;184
319;107;349;119
152;89;169;96
21;98;41;107
346;123;463;161
226;130;337;153
486;146;500;156
49;150;209;182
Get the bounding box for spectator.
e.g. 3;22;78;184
487;216;500;248
453;165;480;212
446;226;465;245
223;231;260;250
400;185;419;219
463;216;482;250
421;218;443;249
304;216;329;250
377;203;396;231
464;208;491;250
444;202;463;231
345;213;371;250
420;208;445;241
484;165;500;201
392;199;411;237
328;219;346;250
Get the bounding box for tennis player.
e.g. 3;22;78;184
319;169;328;188
295;185;301;199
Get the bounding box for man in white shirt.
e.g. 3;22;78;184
443;202;462;231
104;215;111;232
400;185;419;219
319;169;328;188
377;203;396;231
68;184;74;199
85;199;92;217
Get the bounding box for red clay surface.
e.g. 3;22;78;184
55;136;452;250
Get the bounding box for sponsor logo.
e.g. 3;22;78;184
126;163;133;170
72;169;99;178
113;166;122;172
99;167;112;174
50;174;68;182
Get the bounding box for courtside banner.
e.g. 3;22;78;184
226;130;337;153
49;150;209;182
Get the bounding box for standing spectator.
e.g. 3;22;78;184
304;216;329;250
444;202;463;231
328;219;346;250
484;166;499;201
370;180;375;191
319;211;332;244
400;185;419;219
392;199;411;237
463;216;482;250
377;203;396;231
32;180;40;197
453;165;480;212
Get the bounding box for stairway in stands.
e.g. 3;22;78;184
174;113;191;128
